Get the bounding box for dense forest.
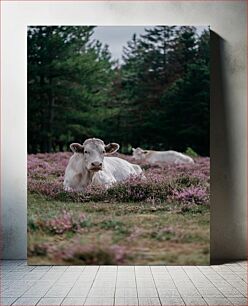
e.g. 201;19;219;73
28;26;209;156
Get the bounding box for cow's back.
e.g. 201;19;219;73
146;150;194;164
103;156;142;181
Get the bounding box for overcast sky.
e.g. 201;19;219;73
93;26;208;63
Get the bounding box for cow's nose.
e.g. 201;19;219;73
91;162;102;167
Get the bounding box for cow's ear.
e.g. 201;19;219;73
70;143;84;153
132;148;136;152
105;143;120;154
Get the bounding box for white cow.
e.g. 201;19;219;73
64;138;143;191
132;147;194;164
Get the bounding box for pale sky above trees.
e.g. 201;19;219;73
93;26;208;62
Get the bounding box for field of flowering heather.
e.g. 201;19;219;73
28;152;210;265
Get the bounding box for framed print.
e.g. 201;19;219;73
27;25;210;265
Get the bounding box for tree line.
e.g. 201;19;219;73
28;26;209;155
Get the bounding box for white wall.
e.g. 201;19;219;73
1;1;246;261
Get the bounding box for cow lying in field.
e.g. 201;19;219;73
132;147;194;164
64;138;143;191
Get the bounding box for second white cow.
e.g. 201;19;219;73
132;147;194;164
64;138;142;191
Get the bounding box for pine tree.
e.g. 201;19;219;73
28;26;114;153
28;26;210;156
114;26;209;153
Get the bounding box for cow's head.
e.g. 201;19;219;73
132;147;148;160
70;138;119;172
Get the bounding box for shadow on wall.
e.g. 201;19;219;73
210;31;246;263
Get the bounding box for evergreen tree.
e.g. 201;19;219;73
160;61;210;155
28;26;210;156
197;28;210;65
28;26;114;153
113;26;209;154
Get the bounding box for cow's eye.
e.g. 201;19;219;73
103;150;106;154
84;150;88;154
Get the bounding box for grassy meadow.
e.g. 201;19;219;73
28;152;210;265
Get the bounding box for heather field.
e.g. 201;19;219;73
27;152;210;265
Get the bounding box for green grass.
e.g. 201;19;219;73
28;192;210;265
